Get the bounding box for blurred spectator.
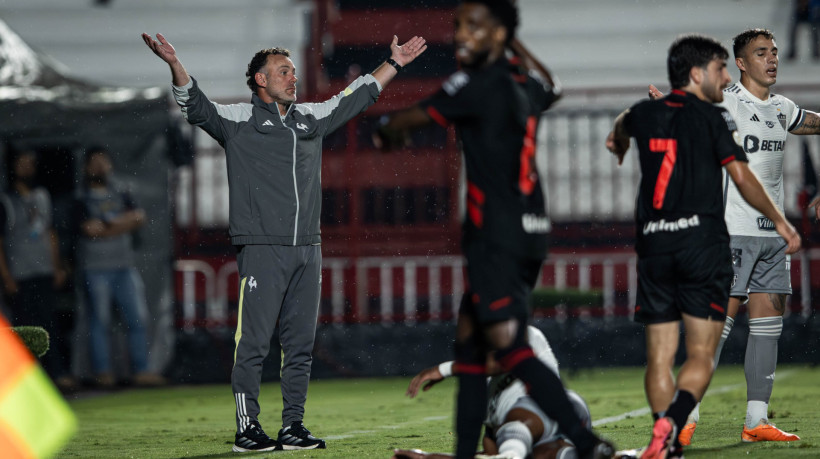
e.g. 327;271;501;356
74;146;164;387
0;149;76;391
786;0;819;60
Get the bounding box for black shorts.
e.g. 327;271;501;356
462;241;543;324
635;243;732;324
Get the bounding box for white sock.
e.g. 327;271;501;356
746;400;768;428
556;445;578;459
687;402;700;424
497;439;528;459
496;421;532;459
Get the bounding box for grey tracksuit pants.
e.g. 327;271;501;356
232;244;321;433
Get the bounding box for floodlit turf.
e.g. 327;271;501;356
58;364;820;458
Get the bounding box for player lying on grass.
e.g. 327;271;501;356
393;326;591;459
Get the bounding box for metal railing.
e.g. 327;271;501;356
172;248;819;328
174;107;820;228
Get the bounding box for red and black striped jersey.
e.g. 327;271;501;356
624;89;747;256
418;57;559;258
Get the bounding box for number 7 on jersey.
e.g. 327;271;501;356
649;138;678;209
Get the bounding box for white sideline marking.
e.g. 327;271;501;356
592;370;795;427
324;417;451;440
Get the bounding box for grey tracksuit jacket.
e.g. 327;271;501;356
173;75;383;246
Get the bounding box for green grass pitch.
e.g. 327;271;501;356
58;364;819;458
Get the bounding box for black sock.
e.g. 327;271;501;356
652;411;666;421
455;372;487;459
666;390;697;432
502;353;597;453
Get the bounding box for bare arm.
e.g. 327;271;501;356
371;35;427;90
383;106;433;132
508;38;562;102
790;110;820;135
605;109;631;165
725;160;801;253
142;33;190;87
0;237;17;295
374;106;433;150
81;209;145;239
49;229;66;289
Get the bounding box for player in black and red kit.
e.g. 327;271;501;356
606;35;801;459
379;1;614;458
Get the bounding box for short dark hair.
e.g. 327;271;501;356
85;145;109;166
464;0;518;45
245;48;291;92
732;28;775;58
667;34;729;89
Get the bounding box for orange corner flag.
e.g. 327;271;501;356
0;315;77;458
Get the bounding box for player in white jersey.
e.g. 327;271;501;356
651;28;820;446
393;326;591;459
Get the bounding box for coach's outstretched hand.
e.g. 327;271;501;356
142;33;178;65
141;32;190;87
390;35;428;67
648;84;664;100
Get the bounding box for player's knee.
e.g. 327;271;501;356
684;348;716;371
496;420;533;458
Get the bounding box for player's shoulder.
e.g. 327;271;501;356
720;84;747;111
768;91;798;111
628;97;656;114
441;70;473;96
768;91;793;104
689;97;739;132
724;82;743;97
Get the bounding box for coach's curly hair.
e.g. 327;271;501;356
246;47;291;92
466;0;518;45
732;28;775;59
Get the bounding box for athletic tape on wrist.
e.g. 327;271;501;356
438;361;453;378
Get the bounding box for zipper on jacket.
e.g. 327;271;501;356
277;102;300;246
289;127;299;246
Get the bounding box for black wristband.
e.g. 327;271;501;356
386;58;403;73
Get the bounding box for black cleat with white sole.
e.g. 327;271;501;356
233;421;282;453
277;421;326;450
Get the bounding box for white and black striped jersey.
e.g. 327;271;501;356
720;81;805;237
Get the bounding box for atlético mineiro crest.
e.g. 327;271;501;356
777;112;787;130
